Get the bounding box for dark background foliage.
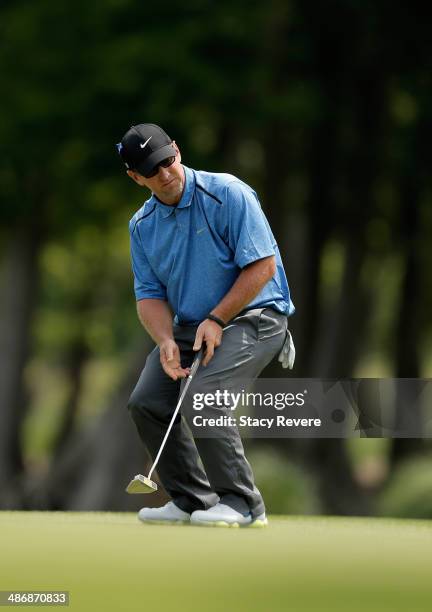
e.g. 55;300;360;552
0;0;431;517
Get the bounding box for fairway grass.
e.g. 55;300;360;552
1;512;432;611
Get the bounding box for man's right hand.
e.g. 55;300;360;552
159;339;190;381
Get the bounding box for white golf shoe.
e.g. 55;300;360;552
138;501;190;525
190;503;268;528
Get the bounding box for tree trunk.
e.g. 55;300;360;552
0;229;41;508
52;339;91;458
391;117;427;464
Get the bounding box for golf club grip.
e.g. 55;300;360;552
189;347;204;377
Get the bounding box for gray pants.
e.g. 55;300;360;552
128;307;287;518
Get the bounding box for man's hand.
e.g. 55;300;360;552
193;319;223;366
160;338;190;380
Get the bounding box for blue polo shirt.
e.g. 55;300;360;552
129;165;295;325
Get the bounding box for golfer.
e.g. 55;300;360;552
117;123;295;526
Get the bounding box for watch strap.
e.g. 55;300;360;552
206;313;226;329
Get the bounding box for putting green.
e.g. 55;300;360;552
1;512;431;611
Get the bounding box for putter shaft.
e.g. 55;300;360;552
126;348;203;494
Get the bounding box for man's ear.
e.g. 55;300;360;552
172;141;181;161
127;169;142;185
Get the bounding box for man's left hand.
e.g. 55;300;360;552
193;319;223;366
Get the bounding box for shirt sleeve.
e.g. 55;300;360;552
129;221;167;301
222;181;276;269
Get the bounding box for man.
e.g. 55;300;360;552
117;123;295;527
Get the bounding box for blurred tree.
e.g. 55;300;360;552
0;0;431;515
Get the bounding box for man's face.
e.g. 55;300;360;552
127;142;185;205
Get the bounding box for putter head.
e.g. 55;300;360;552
125;474;158;494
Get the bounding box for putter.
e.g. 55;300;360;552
126;348;204;494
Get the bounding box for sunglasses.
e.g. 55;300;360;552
144;155;176;179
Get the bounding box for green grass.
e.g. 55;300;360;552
1;512;432;611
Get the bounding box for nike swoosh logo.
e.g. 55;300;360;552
140;136;152;149
196;227;206;234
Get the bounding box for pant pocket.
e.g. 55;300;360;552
257;308;287;342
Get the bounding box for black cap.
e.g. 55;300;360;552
116;124;176;176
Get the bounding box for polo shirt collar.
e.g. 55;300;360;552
154;165;195;218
